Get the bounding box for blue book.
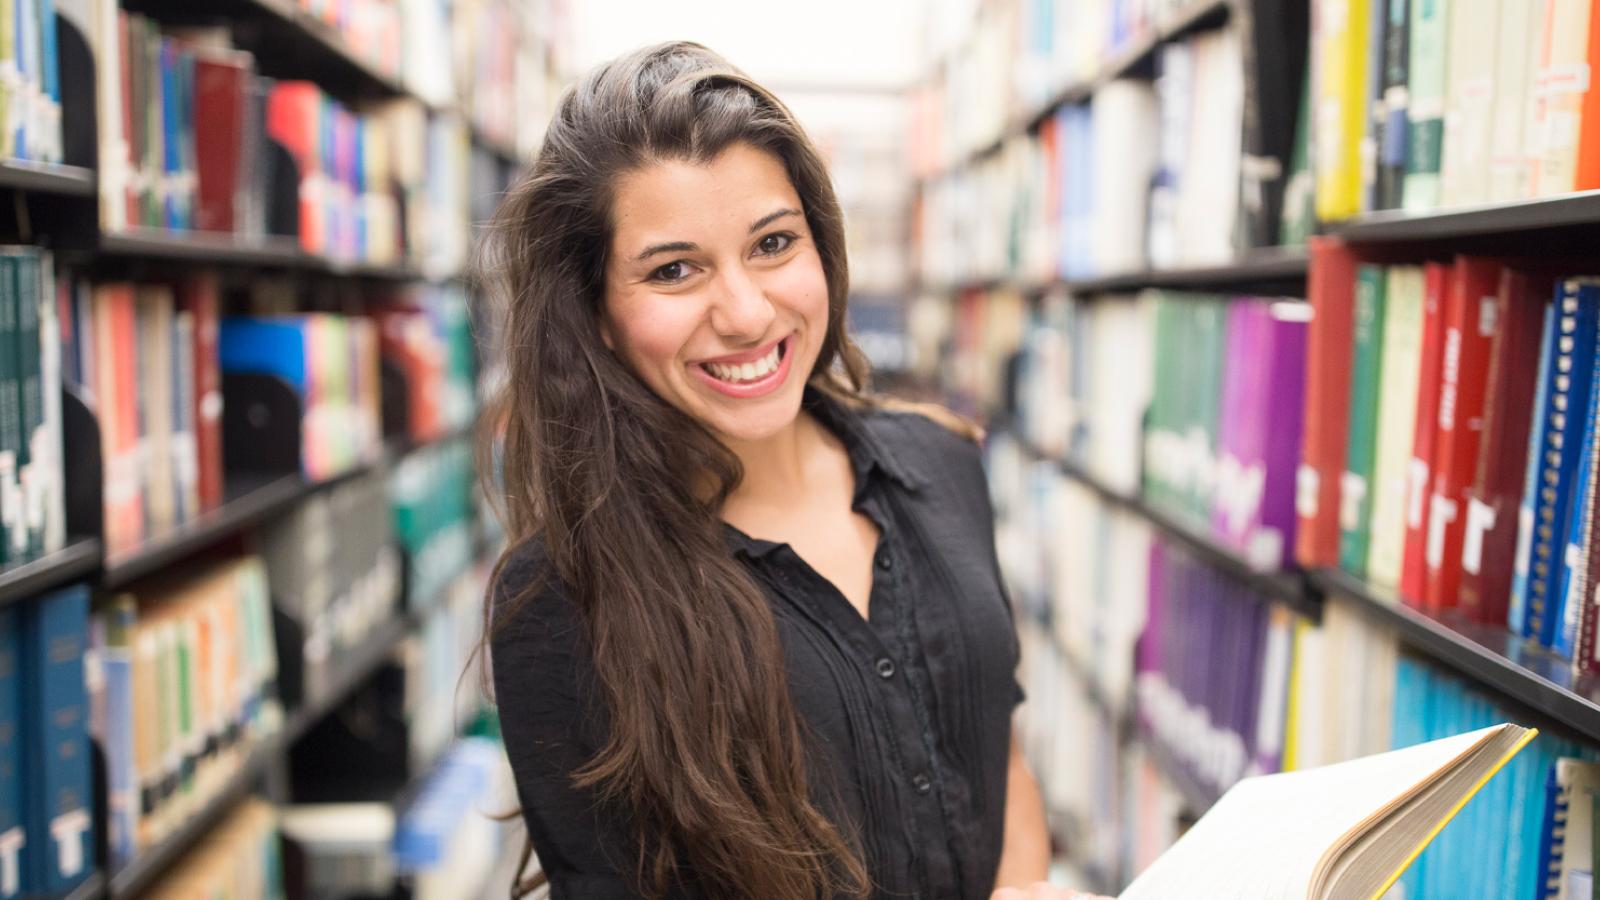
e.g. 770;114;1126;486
219;316;312;395
98;597;136;868
1524;280;1600;646
12;0;32;160
160;39;180;231
20;584;92;894
0;606;23;900
1512;303;1558;636
1535;763;1564;899
1556;372;1600;658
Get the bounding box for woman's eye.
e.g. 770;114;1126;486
756;232;794;256
650;261;693;283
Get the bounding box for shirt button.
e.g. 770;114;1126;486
912;773;932;794
876;549;893;571
875;657;896;679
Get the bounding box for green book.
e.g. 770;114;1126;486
1340;265;1390;575
1403;0;1451;210
1365;266;1427;588
0;254;17;567
1143;293;1179;510
13;251;41;560
1280;60;1316;245
1187;297;1229;527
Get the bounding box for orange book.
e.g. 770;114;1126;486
96;284;143;555
1295;237;1360;568
266;82;326;254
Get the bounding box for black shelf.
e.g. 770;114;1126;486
1329;190;1600;244
107;744;275;898
60;871;105;900
1311;567;1600;745
96;231;311;268
101;472;306;589
926;247;1310;299
0;538;101;609
1027;445;1319;619
0;159;95;196
1062;246;1309;296
281;610;414;746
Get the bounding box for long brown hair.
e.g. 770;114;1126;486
478;42;878;900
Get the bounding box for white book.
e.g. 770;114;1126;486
1120;724;1537;900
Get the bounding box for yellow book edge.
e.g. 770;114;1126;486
1281;619;1308;772
1368;726;1540;900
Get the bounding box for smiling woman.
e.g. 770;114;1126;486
477;41;1086;900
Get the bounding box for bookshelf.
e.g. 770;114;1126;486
0;0;541;896
0;539;102;609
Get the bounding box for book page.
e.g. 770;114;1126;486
1120;726;1504;899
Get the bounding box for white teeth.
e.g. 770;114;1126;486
704;344;782;384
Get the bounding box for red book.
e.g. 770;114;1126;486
1295;237;1360;568
266;81;325;254
1458;268;1555;625
1422;257;1504;613
94;284;142;555
178;274;223;512
193;52;250;233
1398;262;1449;605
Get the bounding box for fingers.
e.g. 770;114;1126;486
990;883;1109;900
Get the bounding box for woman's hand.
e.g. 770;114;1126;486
991;884;1113;900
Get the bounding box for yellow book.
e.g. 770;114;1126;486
1120;723;1538;899
1314;0;1373;220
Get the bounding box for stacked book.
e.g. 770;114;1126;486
390;437;475;613
1294;238;1600;666
0;246;65;569
252;466;399;708
87;555;280;869
61;271;225;558
219;313;385;482
1313;0;1600;219
371;287;477;444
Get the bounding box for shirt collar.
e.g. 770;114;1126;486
723;386;926;560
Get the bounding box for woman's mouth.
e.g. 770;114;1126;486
693;335;794;398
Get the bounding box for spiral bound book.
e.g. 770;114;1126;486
1120;723;1536;900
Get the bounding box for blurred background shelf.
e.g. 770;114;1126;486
0;538;101;609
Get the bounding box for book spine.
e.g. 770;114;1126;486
170;310;196;526
20;585;92;893
1536;762;1566;899
1366;267;1425;588
1530;0;1594;195
1340;265;1389;577
1423;257;1501;613
1461;271;1554;626
1314;0;1373;220
37;253;61;554
11;251;40;562
100;596;136;869
1556;377;1600;658
1526;280;1600;645
0;254;19;567
1255;307;1309;571
0;606;21;900
1297;238;1360;568
1512;302;1558;637
1487;0;1541;201
1360;0;1388;213
1401;262;1449;604
1402;0;1449;209
1376;0;1411;209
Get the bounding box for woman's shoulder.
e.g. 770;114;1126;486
488;537;589;672
858;398;987;478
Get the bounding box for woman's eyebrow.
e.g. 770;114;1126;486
635;240;698;262
748;207;801;233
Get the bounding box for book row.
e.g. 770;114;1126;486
0;0;63;165
52;263;479;559
910;0;1305;287
991;445;1600;896
1296;241;1600;666
140;797;280;900
1314;0;1600;220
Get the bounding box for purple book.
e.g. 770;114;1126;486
1213;301;1265;544
1224;300;1309;571
1135;539;1168;735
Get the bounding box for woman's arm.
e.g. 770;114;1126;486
994;731;1051;888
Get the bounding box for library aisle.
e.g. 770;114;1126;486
8;0;1600;898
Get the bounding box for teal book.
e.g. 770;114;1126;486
0;606;22;900
12;250;42;560
1340;265;1389;575
0;253;19;567
19;584;93;894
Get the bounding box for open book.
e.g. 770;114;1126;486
1120;723;1537;899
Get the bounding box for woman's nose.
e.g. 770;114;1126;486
709;266;777;338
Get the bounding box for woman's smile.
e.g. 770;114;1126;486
692;333;795;397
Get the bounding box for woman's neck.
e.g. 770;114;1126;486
721;411;828;511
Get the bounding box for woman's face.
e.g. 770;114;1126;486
601;142;829;445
